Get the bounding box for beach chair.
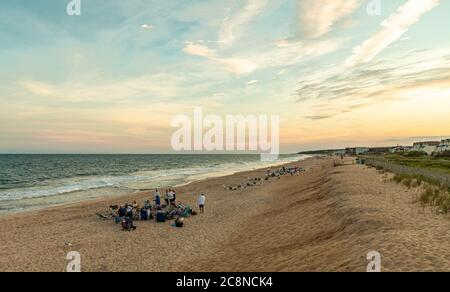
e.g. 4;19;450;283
181;206;192;218
140;209;148;221
156;212;165;223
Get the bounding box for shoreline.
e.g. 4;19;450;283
0;155;310;218
0;157;318;271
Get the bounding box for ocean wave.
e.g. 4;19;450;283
0;154;308;203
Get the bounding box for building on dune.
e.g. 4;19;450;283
436;139;450;153
367;147;394;154
345;147;370;156
390;146;412;153
411;141;440;155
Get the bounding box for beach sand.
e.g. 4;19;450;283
1;156;450;272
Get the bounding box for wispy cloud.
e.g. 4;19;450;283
19;73;184;102
219;0;268;46
183;38;344;75
298;50;450;119
345;0;440;67
183;42;258;74
253;38;345;68
296;0;361;38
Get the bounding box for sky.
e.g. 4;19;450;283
0;0;449;154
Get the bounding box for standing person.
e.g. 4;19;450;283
125;205;136;231
171;189;177;205
126;205;133;219
168;189;175;206
198;193;206;214
165;189;170;205
154;188;161;207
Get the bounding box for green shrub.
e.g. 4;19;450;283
403;178;413;188
435;151;450;158
420;187;434;205
403;151;428;157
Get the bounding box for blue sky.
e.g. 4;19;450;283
0;0;449;153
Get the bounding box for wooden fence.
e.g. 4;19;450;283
364;157;450;188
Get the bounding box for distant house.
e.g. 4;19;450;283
436;139;450;153
390;146;412;153
411;141;440;155
345;147;370;156
333;149;346;156
356;147;370;155
345;148;356;156
368;147;393;154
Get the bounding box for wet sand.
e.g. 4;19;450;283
1;157;450;272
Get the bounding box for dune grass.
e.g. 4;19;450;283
383;154;450;174
391;173;450;214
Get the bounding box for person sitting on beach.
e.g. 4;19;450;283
118;205;127;218
126;205;133;218
198;193;206;214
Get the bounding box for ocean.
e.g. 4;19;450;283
0;154;308;215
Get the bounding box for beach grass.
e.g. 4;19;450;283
382;154;450;174
391;173;450;214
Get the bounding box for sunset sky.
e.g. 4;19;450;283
0;0;449;154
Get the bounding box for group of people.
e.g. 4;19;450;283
115;203;138;231
265;166;305;179
109;189;207;231
152;188;176;207
225;165;306;191
151;188;206;214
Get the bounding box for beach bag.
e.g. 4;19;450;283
175;217;184;228
114;216;122;224
181;206;192;218
121;217;131;231
156;212;165;223
140;210;148;221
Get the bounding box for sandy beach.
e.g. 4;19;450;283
1;156;450;272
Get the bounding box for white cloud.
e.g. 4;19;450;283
247;80;259;85
141;24;153;30
345;0;440;67
19;73;183;101
253;38;345;68
296;49;450;119
219;0;268;46
297;0;361;38
184;37;345;75
183;38;344;75
183;42;258;75
20;81;56;97
183;42;216;58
